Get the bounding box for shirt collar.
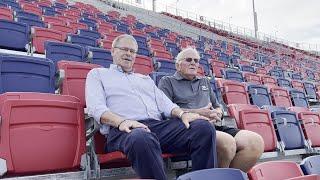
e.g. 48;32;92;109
173;71;201;81
110;64;134;74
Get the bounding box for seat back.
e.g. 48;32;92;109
223;69;244;82
270;87;292;107
0;19;29;50
240;65;255;73
156;59;176;74
32;27;65;54
290;89;309;108
261;75;277;87
67;34;98;48
277;78;291;88
177;168;247;180
304;82;317;100
210;59;226;78
296;111;320;147
300;155;320;175
221;80;250;105
87;47;112;68
248;161;304;180
0;92;85;175
0;54;55;93
133;55;153;75
248;84;272;107
243;72;261;84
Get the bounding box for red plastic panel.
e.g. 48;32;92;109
220;81;250;105
298;111;320;147
133;55;153;75
244;72;261;84
32;27;65;53
270;87;293;107
0;7;13;21
210;59;226;78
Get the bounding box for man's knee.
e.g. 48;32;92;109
190;120;216;137
217;131;236;161
126;128;160;151
235;130;264;156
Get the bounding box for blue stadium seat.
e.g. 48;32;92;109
292;73;303;80
230;54;240;66
218;52;229;64
150;72;170;86
155;59;176;74
42;6;57;16
79;19;96;30
199;58;211;76
210;78;223;105
16;16;45;28
277;78;292;88
3;1;20;11
269;69;284;78
270;110;307;150
300;155;320;175
78;29;101;39
116;24;129;33
289;89;309;108
137;46;150;56
223;69;244;82
45;41;86;66
15;10;40;20
53;2;67;9
177;168;247;180
303;82;317;100
200;53;212;59
0;19;29;50
240;65;255;73
0;54;55;93
67;34;98;48
87;47;113;68
247;84;272;107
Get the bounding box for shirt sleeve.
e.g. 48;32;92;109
158;76;174;101
152;78;178;117
207;78;222;109
85;68;110;124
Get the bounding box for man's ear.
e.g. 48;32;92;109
175;62;180;71
111;48;115;56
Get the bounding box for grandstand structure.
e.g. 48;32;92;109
0;0;320;179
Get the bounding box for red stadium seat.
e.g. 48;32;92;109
97;22;114;35
133;55;153;75
32;27;65;54
43;16;66;25
48;22;75;36
227;104;259;127
286;175;320;180
57;61;102;107
219;80;250;105
153;49;173;60
291;80;305;92
68;21;88;33
0;92;85;176
0;7;13;21
100;39;112;50
270;87;293;107
150;44;167;51
21;3;42;16
210;59;226;78
256;67;268;75
243;72;261;84
261;75;277;87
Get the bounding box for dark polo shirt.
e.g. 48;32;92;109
158;72;221;109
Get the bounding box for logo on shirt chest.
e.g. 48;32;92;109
201;85;209;91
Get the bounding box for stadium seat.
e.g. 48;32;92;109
228;104;277;152
285;175;320;180
67;34;98;48
177;168;247;180
243;72;261;84
210;59;226;78
0;54;55;93
153;49;173;60
48;22;74;35
290;89;309;108
292;80;305;92
304;82;317;100
155;59;176;74
269;69;284;78
261;75;277;88
87;47;113;68
219;80;250;105
292;73;303;80
277;78;292;88
270;87;293;107
240;65;255;73
0;7;13;20
248;161;305;180
256;67;268;75
16;16;45;28
57;61;101;107
0;19;29;50
222;69;244;82
150;72;170;86
133;55;153;75
300;155;320;175
43;15;65;25
15;10;40;21
209;78;224;105
31;27;65;54
45;41;86;66
68;21;88;33
0;92;85;176
78;29;101;39
247;84;272;107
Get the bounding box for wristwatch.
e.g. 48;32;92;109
178;111;190;119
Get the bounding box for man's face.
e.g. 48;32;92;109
176;50;200;78
111;37;138;72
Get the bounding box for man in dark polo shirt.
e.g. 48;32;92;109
158;47;264;172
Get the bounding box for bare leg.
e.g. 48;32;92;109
216;131;237;168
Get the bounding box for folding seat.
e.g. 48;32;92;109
0;19;29;51
0;92;85;177
261;75;277;88
48;22;74;36
45;41;86;66
292;73;303;80
100;39;112;50
78;29;101;40
301;155;320;175
240;65;255;73
292;80;305;92
87;47;112;68
79;19;96;30
248;161;305;180
218;52;229;64
3;1;20;11
15;10;40;20
285;175;320;180
57;61;101;107
243;72;261;84
223;69;244;82
31;27;65;54
247;84;272;107
270;109;307;150
0;54;55;93
133;55;153;75
0;7;13;20
155;59;176;74
256;67;268;75
210;59;226;78
269;69;284;78
150;72;170;86
177;168;247;180
304;82;317;100
67;34;98;48
68;21;88;33
21;3;42;16
219;80;250;105
16;16;45;28
209;78;224;104
116;24;129;33
270;87;293;107
290;89;309;108
43;15;65;25
277;78;292;88
41;6;56;16
153;49;173;60
228;104;277;152
137;46;150;56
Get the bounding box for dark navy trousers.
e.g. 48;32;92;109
105;118;217;180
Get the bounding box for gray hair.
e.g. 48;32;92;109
175;47;200;64
112;34;138;49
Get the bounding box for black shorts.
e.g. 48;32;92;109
215;125;240;137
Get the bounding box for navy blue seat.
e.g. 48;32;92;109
42;6;57;16
270;110;307;150
247;84;272;107
223;69;244;82
0;54;55;93
79;19;96;30
53;2;67;9
87;47;113;68
230;54;240;66
15;10;40;20
291;73;303;80
78;29;101;39
0;2;7;7
277;78;291;88
156;59;176;74
252;62;262;68
148;32;160;39
262;105;286;112
135;22;146;30
199;58;211;76
150;72;170;86
3;1;20;11
16;16;45;28
240;65;255;73
177;168;247;180
289;89;309;108
218;52;229;64
0;19;29;50
304;82;317;100
81;17;97;24
269;69;284;78
200;53;212;60
45;41;86;66
67;34;98;48
307;71;315;80
210;78;223;105
133;35;147;46
300;155;320;175
137;47;150;56
116;24;129;33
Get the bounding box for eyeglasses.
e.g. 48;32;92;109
114;47;137;54
184;58;199;63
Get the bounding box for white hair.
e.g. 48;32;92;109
175;47;200;64
112;34;138;49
